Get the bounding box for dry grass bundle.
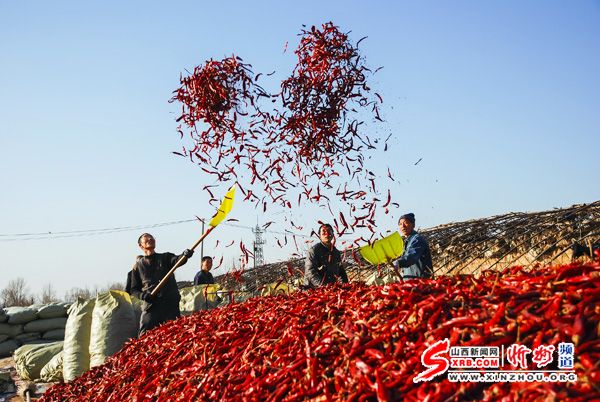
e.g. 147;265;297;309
215;201;599;295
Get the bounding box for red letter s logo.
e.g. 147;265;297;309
413;338;450;383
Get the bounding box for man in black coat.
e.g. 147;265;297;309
125;255;143;295
304;223;349;288
129;233;193;335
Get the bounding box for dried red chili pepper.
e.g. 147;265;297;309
41;261;599;401
169;23;396;251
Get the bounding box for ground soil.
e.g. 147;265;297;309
0;356;54;401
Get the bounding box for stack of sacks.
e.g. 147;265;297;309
63;291;138;382
14;341;64;381
88;291;137;368
9;292;138;383
40;350;64;382
0;302;70;357
62;298;95;382
179;284;222;315
3;294;138;383
35;302;70;341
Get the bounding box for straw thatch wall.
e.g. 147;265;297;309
216;201;599;295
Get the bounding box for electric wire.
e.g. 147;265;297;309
0;218;310;242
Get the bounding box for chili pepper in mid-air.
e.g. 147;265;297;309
169;23;397;247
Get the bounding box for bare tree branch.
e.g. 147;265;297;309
1;278;35;307
39;283;59;304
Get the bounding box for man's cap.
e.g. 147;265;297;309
399;213;415;224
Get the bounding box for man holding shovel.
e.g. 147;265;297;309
130;233;194;335
129;185;236;335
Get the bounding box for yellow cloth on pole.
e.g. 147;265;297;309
359;232;404;265
209;185;236;227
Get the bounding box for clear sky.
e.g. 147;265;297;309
1;1;599;299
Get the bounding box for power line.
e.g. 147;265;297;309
0;218;309;242
0;219;196;237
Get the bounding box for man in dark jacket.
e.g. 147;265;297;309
393;213;433;279
194;256;215;285
130;233;193;335
304;223;349;288
125;256;143;295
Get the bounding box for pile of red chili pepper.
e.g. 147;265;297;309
170;22;393;250
41;261;599;401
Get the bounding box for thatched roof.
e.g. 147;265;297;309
423;200;599;275
215;200;599;295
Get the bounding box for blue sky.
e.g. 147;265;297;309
1;1;599;297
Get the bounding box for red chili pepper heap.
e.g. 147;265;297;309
41;261;600;401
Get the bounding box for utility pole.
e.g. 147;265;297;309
200;219;205;261
252;224;265;269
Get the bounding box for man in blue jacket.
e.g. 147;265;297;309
393;213;433;279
